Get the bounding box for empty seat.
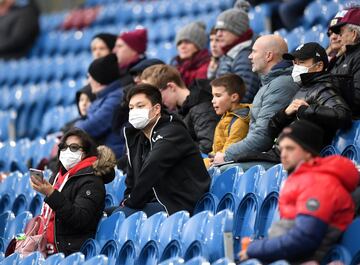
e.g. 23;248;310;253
82;254;108;265
43;253;65;265
0;252;20;265
19;251;45;265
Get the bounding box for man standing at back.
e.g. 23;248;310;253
213;35;298;164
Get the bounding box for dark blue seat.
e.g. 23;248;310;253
43;253;65;265
256;164;285;201
341;145;360;164
269;261;290;265
82;254;108;265
80;211;126;259
255;192;279;239
0;252;20;265
101;211;146;264
333;120;360;153
158;257;185;265
321;145;340;157
58;252;85;265
137;211;190;265
184;256;209;265
160;211;212;262
212;257;234;265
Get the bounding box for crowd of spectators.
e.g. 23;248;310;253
4;0;360;263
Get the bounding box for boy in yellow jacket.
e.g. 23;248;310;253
205;73;251;168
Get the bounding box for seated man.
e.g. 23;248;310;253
141;64;219;154
113;84;210;217
269;42;351;147
75;54;124;159
240;120;359;263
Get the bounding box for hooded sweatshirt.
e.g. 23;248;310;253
247;155;359;263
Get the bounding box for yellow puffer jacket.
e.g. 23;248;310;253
204;103;251;168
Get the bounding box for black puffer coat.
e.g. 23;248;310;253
178;79;219;154
269;72;351;146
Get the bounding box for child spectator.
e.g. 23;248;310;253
207;27;224;80
171;21;210;86
205;74;251;168
90;33;117;59
129;58;164;84
141;64;219;154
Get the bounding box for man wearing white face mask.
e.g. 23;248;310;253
109;84;210;217
269;42;351;147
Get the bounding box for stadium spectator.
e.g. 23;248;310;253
326;11;346;61
214;0;261;103
90;33;117;59
329;7;360;119
205;74;251;168
30;128;116;256
129;58;165;84
269;42;351;147
213;35;298;164
0;0;39;59
240;120;359;263
171;21;210;86
141;64;219;154
111;84;210;216
207;27;224;80
75;54;124;159
62;85;96;133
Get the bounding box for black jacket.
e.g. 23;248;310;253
123;113;210;215
44;158;114;256
178;79;219;154
0;0;39;59
330;42;360;118
269;72;351;146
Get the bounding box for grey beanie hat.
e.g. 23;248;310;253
175;22;207;50
215;0;250;36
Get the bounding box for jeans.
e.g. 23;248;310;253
105;202;167;217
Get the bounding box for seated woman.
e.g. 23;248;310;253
30;128;116;256
171;21;210;86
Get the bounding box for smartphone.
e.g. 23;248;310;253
212;160;235;167
29;168;44;182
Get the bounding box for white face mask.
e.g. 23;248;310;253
129;108;152;129
59;149;83;170
291;64;309;84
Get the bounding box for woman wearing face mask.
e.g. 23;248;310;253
30;128;116;256
108;84;210;217
268;42;351;148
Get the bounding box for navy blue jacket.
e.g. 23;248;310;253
75;80;124;158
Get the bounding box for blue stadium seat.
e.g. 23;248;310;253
341;218;360;258
255;191;279;239
82;255;108;265
341;145;360;164
0;252;20;265
303;0;323;28
159;257;185;265
137;211;190;265
321;1;341;25
101;211;146;264
160;211;212;262
256;164;285;201
240;259;262;265
58;252;85;265
184;256;210;265
212;258;235;265
285;26;305;51
3;211;32;246
269;261;290;265
184;210;233;262
19;251;45;265
320;145;340;157
80;211;126;259
43;253;65;265
333;120;360;153
211;166;244;199
321;245;352;265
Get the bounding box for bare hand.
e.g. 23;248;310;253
285;99;309;115
213;152;225;164
239;250;248;261
30;175;54;197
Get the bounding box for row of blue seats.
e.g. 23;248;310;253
41;105;78;136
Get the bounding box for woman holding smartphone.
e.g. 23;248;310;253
30;128;116;256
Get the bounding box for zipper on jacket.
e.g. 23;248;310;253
152;187;169;216
54;217;59;253
123;127;132;168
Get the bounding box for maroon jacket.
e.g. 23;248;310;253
172;49;210;87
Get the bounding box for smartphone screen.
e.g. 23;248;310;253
29;168;44;182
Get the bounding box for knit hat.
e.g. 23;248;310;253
278;120;324;155
175;22;208;50
215;0;250;36
88;53;120;85
129;58;165;76
118;28;148;55
92;33;117;51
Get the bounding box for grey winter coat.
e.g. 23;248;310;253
216;39;261;103
224;61;299;161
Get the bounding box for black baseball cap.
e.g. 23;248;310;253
283;42;329;69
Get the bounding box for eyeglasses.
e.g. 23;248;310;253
59;143;83;152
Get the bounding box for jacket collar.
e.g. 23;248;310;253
344;42;360;54
299;71;331;86
260;60;293;85
226;39;252;59
96;79;121;99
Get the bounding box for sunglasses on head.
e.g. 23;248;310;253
59;143;83;152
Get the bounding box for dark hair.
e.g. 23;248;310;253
127;83;162;106
57;128;98;171
210;73;246;100
210;27;217;36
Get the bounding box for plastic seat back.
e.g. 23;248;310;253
255;192;279;239
58;252;85;265
0;252;20;265
19;251;45;265
233;165;265;199
82;255;108;265
211;166;243;200
43;253;65;265
256;164;285;201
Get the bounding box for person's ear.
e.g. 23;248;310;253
167;82;177;92
266;51;273;63
230;93;239;103
154;103;161;115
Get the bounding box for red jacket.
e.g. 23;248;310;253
279;155;358;230
172;49;210;87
